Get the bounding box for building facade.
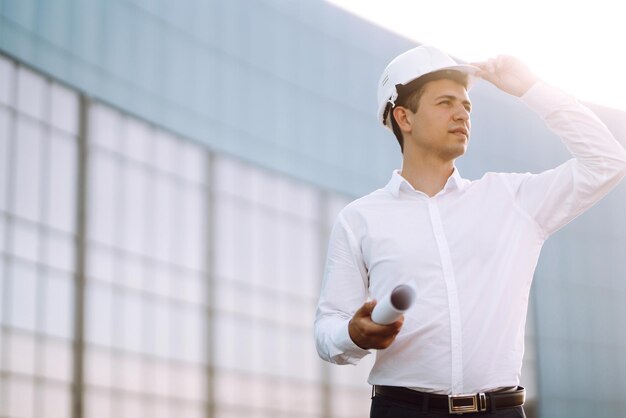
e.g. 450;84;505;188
1;1;625;417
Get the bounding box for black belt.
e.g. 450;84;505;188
373;385;525;415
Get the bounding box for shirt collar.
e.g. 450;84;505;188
385;167;465;198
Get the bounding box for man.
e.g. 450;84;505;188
314;45;626;417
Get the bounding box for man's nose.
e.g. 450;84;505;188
453;105;470;121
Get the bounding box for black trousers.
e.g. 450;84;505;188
371;394;526;418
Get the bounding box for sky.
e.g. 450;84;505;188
326;0;626;111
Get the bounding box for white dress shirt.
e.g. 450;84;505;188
314;82;626;395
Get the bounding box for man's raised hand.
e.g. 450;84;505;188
472;55;539;97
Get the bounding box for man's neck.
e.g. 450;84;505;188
400;157;455;197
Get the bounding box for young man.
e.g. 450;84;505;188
314;45;626;417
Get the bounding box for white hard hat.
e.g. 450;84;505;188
377;45;480;130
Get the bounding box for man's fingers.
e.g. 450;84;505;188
472;56;510;73
471;59;499;80
356;300;377;317
364;299;377;312
471;55;537;97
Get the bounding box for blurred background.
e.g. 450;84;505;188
0;0;625;417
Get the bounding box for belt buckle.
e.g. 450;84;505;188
448;393;487;414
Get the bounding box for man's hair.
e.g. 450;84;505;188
390;70;469;153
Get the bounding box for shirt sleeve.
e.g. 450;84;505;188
509;82;626;236
314;212;371;364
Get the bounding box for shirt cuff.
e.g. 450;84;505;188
330;320;371;364
520;81;577;119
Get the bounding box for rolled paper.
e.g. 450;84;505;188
371;284;416;325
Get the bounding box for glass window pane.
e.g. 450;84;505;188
89;103;121;152
0;55;15;106
276;177;294;214
120;163;146;255
85;283;112;347
41;382;71;418
0;107;10;212
179;272;206;306
16;66;47;120
13;116;43;222
170;365;206;401
180;141;206;184
46;131;77;232
283;298;315;330
214;281;252;318
7;331;36;375
143;297;161;358
213;197;237;280
0;214;5;265
118;254;144;291
84;347;112;388
250;166;278;207
144;360;170;397
120;395;143;418
256;295;281;326
50;82;79;135
230;202;253;284
330;386;371;418
88;151;119;246
213;370;253;409
145;263;171;298
214;155;252;199
7;377;35;418
152;175;175;263
213;156;236;195
250;207;274;285
171;305;205;364
117;290;143;353
153;130;179;174
42;338;72;382
294;183;320;222
168;181;185;264
43;231;75;273
145;399;171;418
121;117;151;164
178;403;205;418
42;271;74;339
84;387;112;418
214;313;252;371
117;354;143;393
179;185;206;270
185;307;206;364
295;223;320;298
86;244;115;283
276;221;295;294
10;219;40;262
252;322;276;376
281;381;322;416
296;330;321;381
9;261;38;331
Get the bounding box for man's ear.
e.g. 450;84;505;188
392;106;412;133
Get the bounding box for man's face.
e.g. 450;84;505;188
405;78;472;162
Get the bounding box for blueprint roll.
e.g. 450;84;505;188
371;284;416;325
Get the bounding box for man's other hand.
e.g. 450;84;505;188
348;300;404;350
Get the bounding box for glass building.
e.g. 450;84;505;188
0;1;624;417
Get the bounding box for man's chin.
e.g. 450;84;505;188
443;146;467;161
